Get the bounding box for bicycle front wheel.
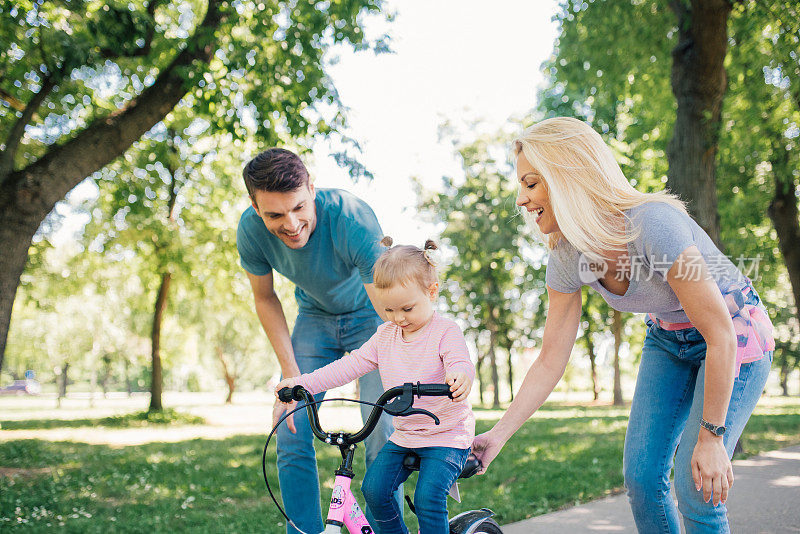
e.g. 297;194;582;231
469;518;503;533
449;517;503;534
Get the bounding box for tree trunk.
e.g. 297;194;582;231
612;310;624;406
89;365;98;408
666;0;732;247
147;142;181;412
101;355;111;399
779;353;789;397
507;349;514;402
0;0;224;375
768;172;800;331
148;272;172;412
217;346;236;404
488;328;500;409
475;353;486;406
583;321;600;401
124;357;133;397
58;362;69;399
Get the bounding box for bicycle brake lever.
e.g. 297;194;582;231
403;407;440;425
383;383;414;416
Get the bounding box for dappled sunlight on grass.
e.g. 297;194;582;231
0;396;798;530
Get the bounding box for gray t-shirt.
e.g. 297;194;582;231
544;201;745;323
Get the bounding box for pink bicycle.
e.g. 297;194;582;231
264;382;502;533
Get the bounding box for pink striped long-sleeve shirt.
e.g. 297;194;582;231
296;312;476;449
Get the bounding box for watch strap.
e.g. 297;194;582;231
700;418;726;436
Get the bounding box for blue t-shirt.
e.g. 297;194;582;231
237;188;384;316
545;201;745;323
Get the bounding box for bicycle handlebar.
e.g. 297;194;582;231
276;382;454;447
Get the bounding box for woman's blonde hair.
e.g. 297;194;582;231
373;237;438;291
512;116;687;261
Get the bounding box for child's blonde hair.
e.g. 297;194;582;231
373;237;438;291
512;117;688;261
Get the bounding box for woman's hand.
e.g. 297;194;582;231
691;434;733;506
471;430;506;475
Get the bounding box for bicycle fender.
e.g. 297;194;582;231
448;508;499;534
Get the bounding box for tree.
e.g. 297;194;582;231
417;130;546;408
0;0;389;373
580;303;602;401
543;0;800;382
666;0;733;246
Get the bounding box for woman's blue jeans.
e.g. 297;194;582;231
276;308;398;534
361;441;470;534
623;319;772;533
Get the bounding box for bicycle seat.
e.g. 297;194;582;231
401;452;482;479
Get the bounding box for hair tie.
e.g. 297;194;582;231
423;249;437;267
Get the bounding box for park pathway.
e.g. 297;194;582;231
502;444;800;533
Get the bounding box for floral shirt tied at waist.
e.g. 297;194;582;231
649;278;775;376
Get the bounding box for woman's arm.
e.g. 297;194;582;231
666;245;738;506
472;285;582;471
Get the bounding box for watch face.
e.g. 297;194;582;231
715;426;726;436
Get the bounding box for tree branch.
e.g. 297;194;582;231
0;74;56;180
2;0;226;215
0;89;25;112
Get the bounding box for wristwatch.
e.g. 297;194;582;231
700;418;726;437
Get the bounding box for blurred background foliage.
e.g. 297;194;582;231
2;0;799;409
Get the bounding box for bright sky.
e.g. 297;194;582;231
309;0;560;245
52;0;559;246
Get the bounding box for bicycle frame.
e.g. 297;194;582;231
324;473;372;533
273;383;459;534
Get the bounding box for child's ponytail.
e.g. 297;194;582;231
373;237;439;291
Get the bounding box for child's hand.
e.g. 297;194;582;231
445;371;472;402
273;377;300;433
274;377;299;403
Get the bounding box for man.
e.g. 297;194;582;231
237;148;397;534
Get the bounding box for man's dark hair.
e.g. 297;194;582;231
242;148;309;198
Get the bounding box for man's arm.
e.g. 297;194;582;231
363;282;388;322
246;271;299;378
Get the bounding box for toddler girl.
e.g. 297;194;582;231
276;238;475;534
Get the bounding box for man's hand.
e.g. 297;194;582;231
446;371;472;402
272;401;297;433
273;377;300;433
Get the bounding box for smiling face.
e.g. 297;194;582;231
251;184;317;249
515;152;559;235
377;282;437;338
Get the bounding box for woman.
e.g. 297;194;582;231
471;117;774;533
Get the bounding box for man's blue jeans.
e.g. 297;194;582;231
276;308;398;534
361;441;470;534
623;318;772;533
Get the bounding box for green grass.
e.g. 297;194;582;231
0;409;206;431
1;398;798;532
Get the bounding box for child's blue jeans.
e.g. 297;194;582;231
361;441;470;534
623;316;772;533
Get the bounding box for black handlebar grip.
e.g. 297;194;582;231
290;385;306;401
277;387;294;403
416;383;454;399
